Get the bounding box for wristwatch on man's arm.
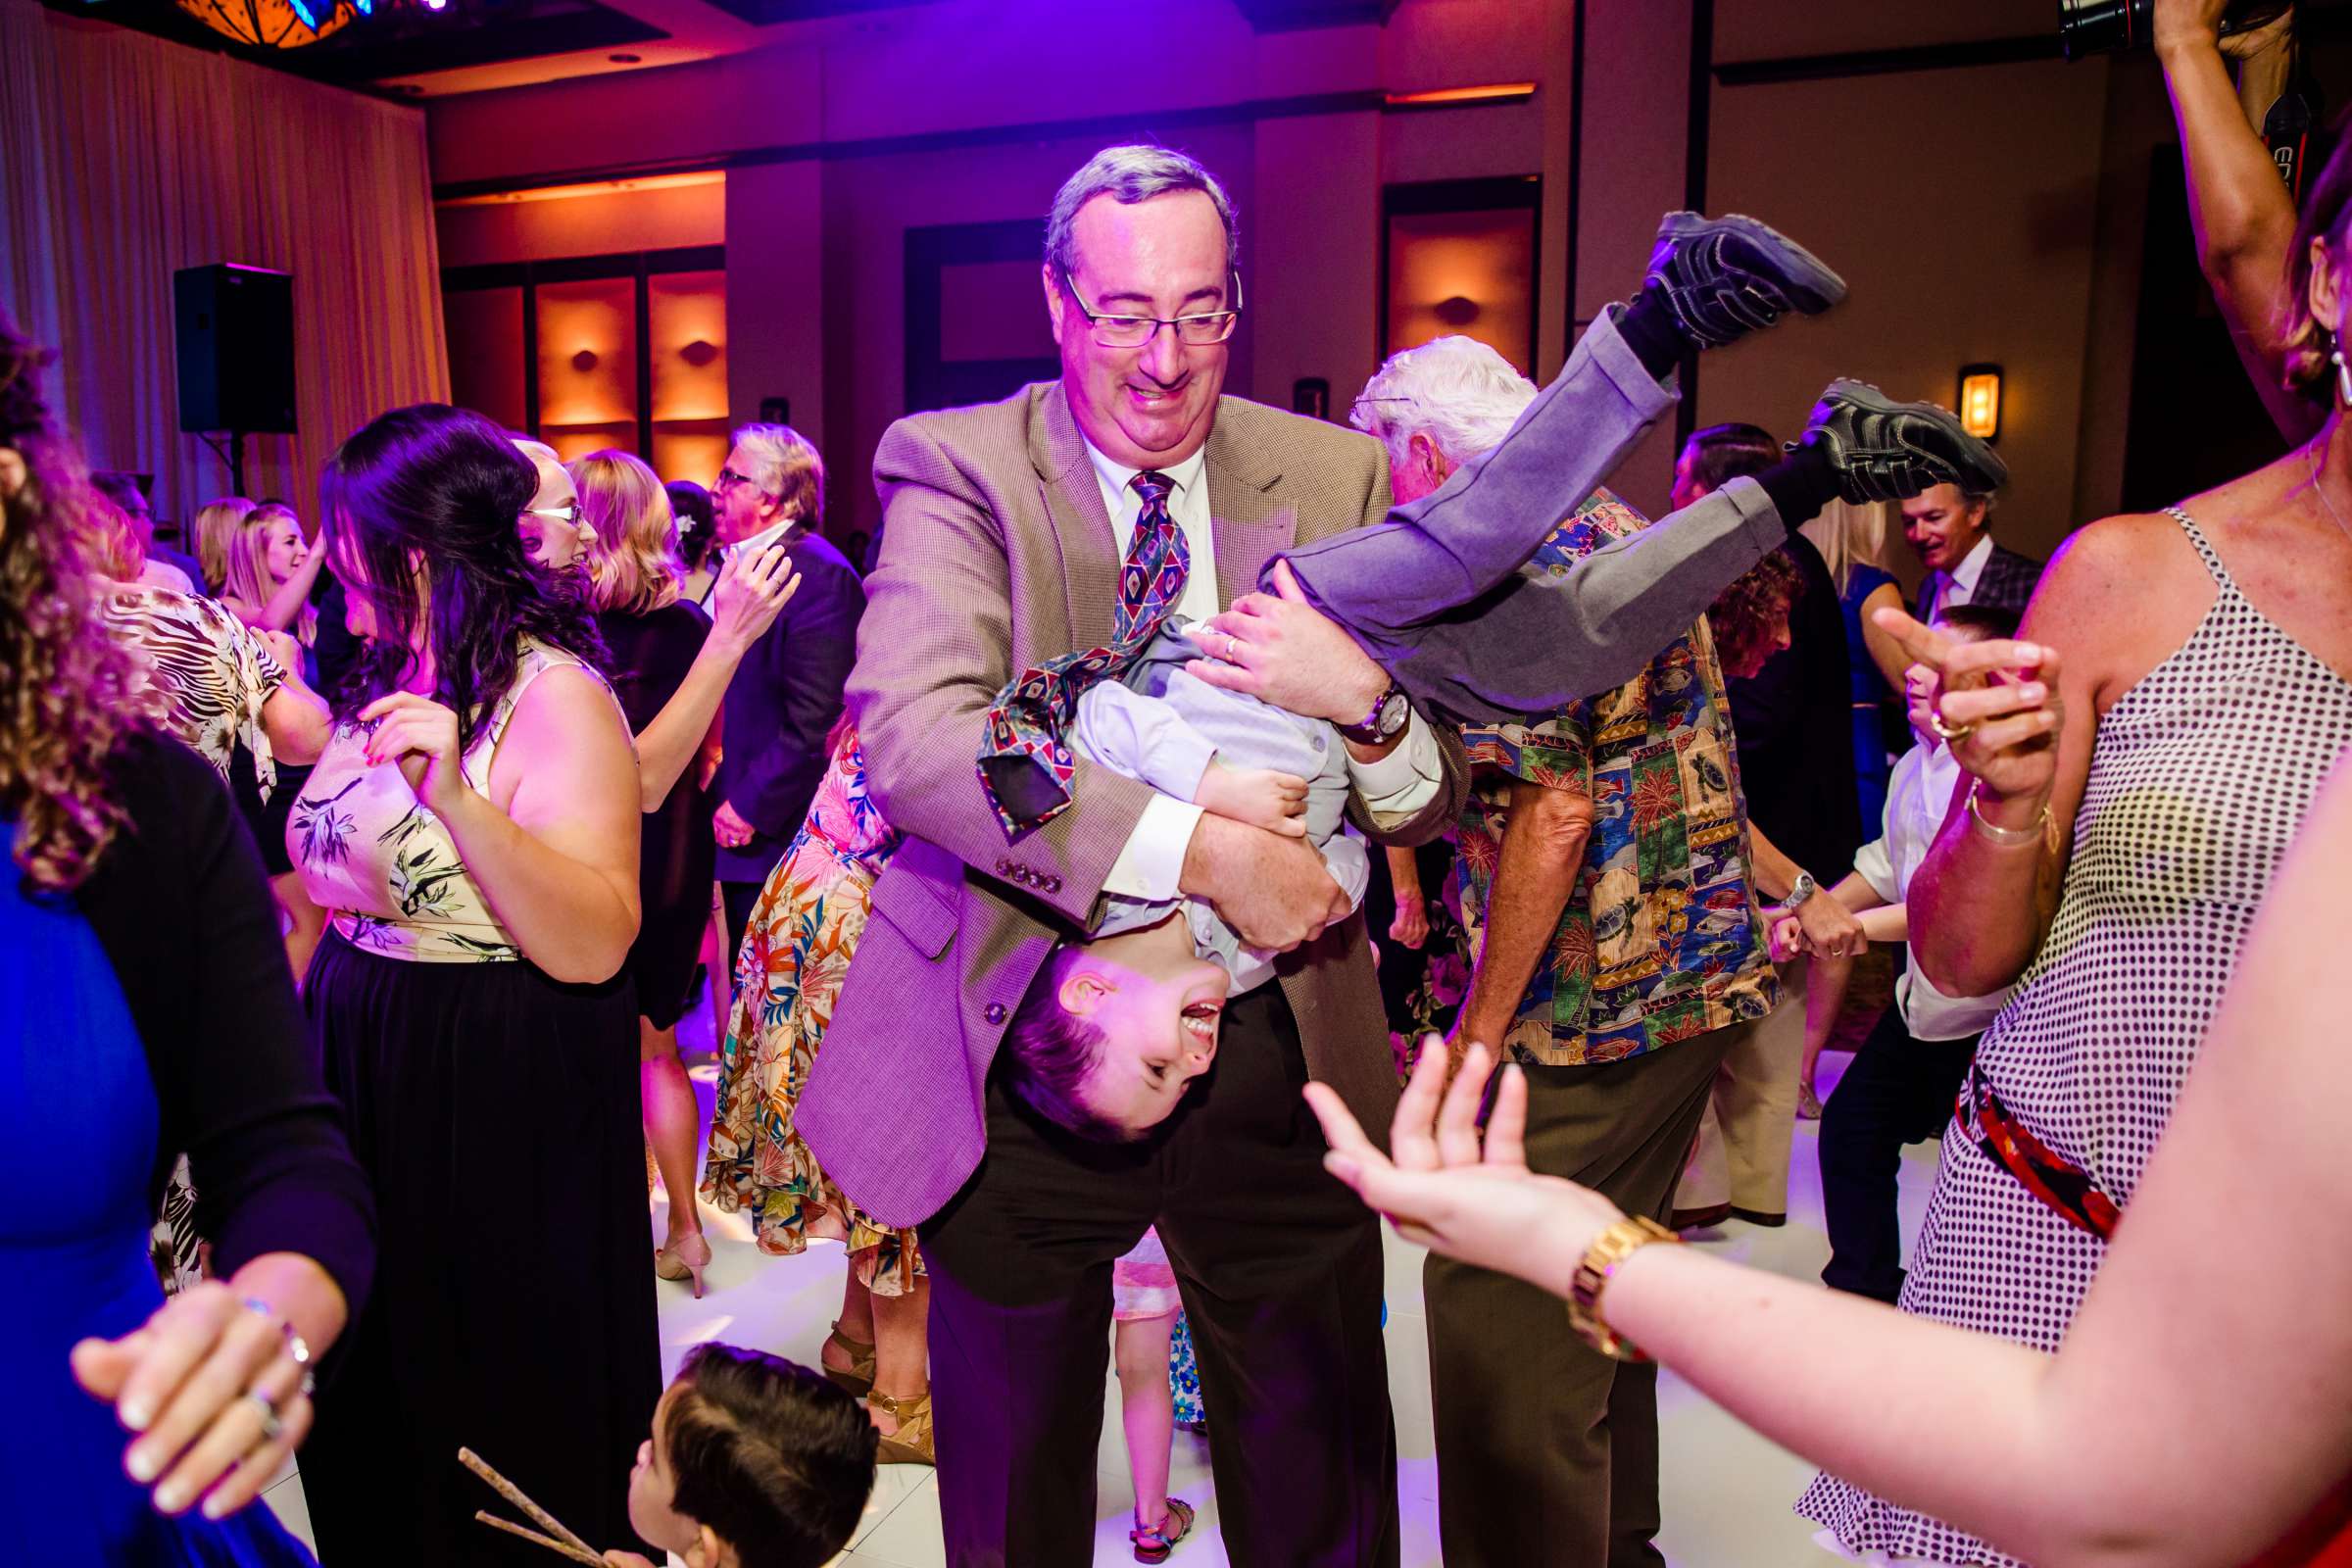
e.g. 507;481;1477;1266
1785;870;1819;910
1337;679;1411;746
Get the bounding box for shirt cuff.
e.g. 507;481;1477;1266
1348;713;1442;822
1103;793;1204;902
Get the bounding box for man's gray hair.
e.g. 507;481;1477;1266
1045;144;1240;280
1348;335;1539;469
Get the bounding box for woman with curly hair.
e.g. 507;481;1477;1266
0;307;374;1561
286;404;660;1563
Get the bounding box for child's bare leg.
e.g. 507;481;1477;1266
1115;1311;1178;1527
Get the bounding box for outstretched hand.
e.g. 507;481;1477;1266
1871;606;2061;809
1304;1040;1625;1298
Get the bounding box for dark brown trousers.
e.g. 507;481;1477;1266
1425;1020;1747;1567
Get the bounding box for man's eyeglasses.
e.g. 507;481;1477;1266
714;466;772;496
521;502;582;528
1059;269;1243;349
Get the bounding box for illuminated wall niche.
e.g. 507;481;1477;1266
1381;175;1540;377
443;247;729;485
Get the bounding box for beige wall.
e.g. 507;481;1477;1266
427;0;2184;559
1698;56;2115;564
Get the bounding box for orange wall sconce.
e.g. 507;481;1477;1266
1958;364;2003;444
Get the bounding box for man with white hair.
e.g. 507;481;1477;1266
1349;334;1782;1567
707;421;864;954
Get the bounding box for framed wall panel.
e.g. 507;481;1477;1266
906;219;1060;416
1381;175;1541;376
445;286;527;430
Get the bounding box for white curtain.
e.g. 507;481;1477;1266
0;0;448;525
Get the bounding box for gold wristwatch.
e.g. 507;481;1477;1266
1567;1214;1680;1361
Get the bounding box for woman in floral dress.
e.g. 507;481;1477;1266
700;722;935;1464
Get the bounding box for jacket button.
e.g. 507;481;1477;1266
1045;875;1063;894
984;1002;1007;1025
995;858;1012;876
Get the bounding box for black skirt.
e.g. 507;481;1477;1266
298;931;662;1565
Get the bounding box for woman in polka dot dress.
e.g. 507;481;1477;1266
1797;432;2352;1562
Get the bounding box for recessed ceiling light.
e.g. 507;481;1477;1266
609;52;640;63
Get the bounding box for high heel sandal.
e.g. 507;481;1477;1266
653;1232;712;1298
1130;1497;1196;1563
868;1388;935;1467
821;1321;877;1398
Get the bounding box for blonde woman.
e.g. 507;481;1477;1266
188;495;255;594
569;448;799;1293
1801;497;1910;830
221;502;331;983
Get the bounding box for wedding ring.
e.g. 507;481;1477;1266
243;1391;284;1444
1927;706;1975;743
1222;632;1239;662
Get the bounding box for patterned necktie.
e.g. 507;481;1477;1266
977;469;1190;840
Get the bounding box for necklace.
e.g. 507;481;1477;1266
2306;441;2352;548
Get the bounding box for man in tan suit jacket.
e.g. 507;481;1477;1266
799;146;1460;1566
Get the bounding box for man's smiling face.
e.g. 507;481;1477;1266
1044;188;1233;470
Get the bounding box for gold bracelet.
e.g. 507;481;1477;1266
1966;779;2049;849
1567;1214;1679;1361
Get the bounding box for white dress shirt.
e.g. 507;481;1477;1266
1921;531;1994;621
1851;736;2012;1041
726;516;801;563
1082;439;1441;990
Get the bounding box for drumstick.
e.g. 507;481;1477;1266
458;1447;600;1562
473;1510;603;1566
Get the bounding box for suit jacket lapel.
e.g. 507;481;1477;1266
1033;382;1123;651
1204;403;1298;610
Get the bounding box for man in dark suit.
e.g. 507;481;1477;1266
1903;481;2043;619
709;423;864;956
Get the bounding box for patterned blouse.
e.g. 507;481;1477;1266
101;583;288;798
1455;491;1779;1066
291;639;612;963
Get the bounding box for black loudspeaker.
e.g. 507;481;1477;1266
174;265;296;433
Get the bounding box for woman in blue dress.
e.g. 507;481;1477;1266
0;310;373;1563
1803;499;1911;839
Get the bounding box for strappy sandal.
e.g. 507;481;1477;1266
868;1387;935;1467
821;1321;877;1398
1130;1497;1196;1563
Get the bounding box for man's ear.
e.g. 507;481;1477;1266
1043;263;1069;348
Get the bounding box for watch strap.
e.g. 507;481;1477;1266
1337;683;1405;745
1567;1214;1679;1361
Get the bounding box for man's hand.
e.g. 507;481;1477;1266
713;799;759;851
1180;811;1350;951
1390;895;1430;950
1188;560;1388;725
1788;888;1867;960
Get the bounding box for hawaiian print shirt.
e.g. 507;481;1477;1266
1455;491;1780;1066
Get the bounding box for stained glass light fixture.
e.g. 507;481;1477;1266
174;0;358;46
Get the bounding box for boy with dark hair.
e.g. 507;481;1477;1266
606;1344;878;1568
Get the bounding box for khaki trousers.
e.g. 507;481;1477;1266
1425;1022;1742;1568
1676;956;1807;1217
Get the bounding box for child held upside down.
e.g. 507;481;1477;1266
995;607;1371;1142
